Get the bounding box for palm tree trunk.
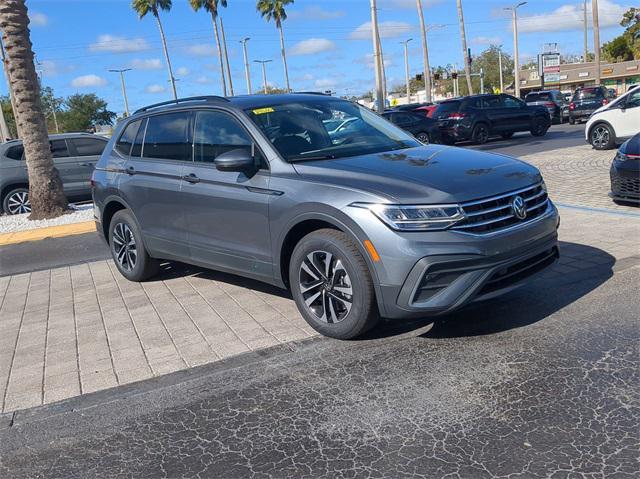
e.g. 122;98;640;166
153;9;177;100
0;0;67;219
0;35;20;138
210;12;227;96
456;0;474;95
277;22;290;92
219;16;233;96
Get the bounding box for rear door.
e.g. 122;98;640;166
499;94;530;131
117;112;192;259
67;136;108;195
49;139;85;196
181;109;272;280
479;95;504;132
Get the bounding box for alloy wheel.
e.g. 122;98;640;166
299;250;353;324
592;126;610;149
416;133;430;144
112;222;137;272
475;125;489;143
6;191;31;215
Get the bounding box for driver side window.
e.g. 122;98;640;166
502;95;523;109
624;91;640;108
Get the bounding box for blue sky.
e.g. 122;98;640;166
9;0;633;115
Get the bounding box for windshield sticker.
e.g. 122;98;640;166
252;107;275;115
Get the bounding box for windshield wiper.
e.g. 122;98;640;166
288;154;336;162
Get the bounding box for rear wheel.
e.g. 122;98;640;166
108;209;159;281
530;117;549;137
2;187;30;215
590;123;615;150
415;131;430;144
471;123;489;144
289;229;379;339
569;117;575;125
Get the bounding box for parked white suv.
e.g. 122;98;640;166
585;85;640;150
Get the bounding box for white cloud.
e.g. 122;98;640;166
350;21;414;40
383;0;445;8
518;0;627;33
176;67;190;76
315;78;337;88
289;6;345;20
357;53;394;69
71;74;107;88
472;36;502;46
130;58;163;70
145;84;166;94
39;60;58;76
89;34;149;53
184;44;217;57
195;75;213;84
29;12;48;26
290;38;336;56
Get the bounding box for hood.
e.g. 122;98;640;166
292;145;542;204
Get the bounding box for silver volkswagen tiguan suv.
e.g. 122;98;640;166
93;94;559;339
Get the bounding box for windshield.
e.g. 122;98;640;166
526;93;553;102
245;99;420;161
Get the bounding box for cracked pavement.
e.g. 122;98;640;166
0;236;638;478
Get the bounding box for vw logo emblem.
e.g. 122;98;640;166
511;195;527;220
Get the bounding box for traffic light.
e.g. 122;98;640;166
415;73;423;82
434;73;441;81
452;72;458;80
468;48;472;65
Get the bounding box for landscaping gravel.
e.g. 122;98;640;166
0;204;94;234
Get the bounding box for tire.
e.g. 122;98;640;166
569;117;575;125
2;187;30;215
501;132;514;139
530;117;549;137
590;123;615;150
471;123;489;144
415;132;430;144
108;209;159;282
289;229;379;339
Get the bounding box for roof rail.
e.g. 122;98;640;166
291;91;332;96
133;95;229;115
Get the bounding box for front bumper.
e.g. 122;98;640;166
610;162;640;202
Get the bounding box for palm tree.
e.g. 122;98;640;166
257;0;292;92
132;0;178;100
0;0;67;219
456;0;473;95
189;0;228;96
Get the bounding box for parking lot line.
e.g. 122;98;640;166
0;221;96;247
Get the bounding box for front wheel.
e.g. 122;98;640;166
289;229;379;339
530;117;549;137
415;132;430;144
590;123;615;150
108;209;159;281
471;124;489;144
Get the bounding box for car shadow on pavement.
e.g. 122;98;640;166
364;241;615;340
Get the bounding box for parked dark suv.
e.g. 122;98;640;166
524;90;568;124
569;86;610;124
434;94;551;145
1;133;108;214
382;110;441;144
93;94;559;339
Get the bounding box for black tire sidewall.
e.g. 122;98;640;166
289;230;377;339
531;117;548;136
2;187;29;215
108;209;155;281
416;132;430;144
472;124;489;144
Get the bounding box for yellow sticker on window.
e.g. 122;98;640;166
252;107;274;115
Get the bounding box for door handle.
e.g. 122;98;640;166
125;166;136;175
79;162;92;167
182;173;200;184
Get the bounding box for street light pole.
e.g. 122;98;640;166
583;0;589;63
370;0;384;113
416;0;432;102
109;68;132;117
456;0;473;95
498;48;504;92
400;38;413;103
505;2;527;99
254;60;272;94
592;0;601;84
240;38;252;94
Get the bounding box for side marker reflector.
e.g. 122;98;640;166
363;240;381;262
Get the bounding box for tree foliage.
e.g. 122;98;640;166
602;8;639;62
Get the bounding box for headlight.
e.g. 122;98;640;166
614;151;627;162
351;202;465;231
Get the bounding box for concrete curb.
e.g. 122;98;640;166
0;221;96;246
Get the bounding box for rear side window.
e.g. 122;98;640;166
115;120;141;156
130;118;147;157
434;101;461;115
71;138;106;156
50;140;69;158
526;93;552;102
193;111;254;164
143;112;191;162
481;96;502;108
5;144;24;160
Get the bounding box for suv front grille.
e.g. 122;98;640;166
611;173;640;198
452;183;549;235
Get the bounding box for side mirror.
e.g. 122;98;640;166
214;148;256;172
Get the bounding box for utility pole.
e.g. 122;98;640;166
583;0;589;63
240;38;252;94
254;59;272;94
498;48;504;92
370;0;384;113
416;0;431;102
505;2;527;99
109;68;132;117
219;17;234;96
401;38;413;103
456;0;473;95
592;0;601;84
36;59;59;133
377;29;388;103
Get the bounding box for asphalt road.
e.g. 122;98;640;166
1;250;638;478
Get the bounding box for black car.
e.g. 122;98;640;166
569;86;610;124
610;133;640;205
382;110;441;144
433;93;550;145
525;90;568;124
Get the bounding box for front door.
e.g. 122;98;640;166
181;109;272;281
613;89;640;139
117;112;192;259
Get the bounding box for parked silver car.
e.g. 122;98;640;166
0;133;108;214
93;94;560;339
